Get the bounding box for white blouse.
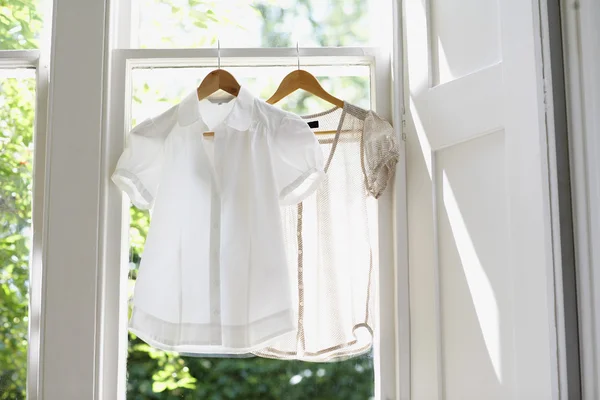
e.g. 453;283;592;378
254;103;399;361
112;87;325;354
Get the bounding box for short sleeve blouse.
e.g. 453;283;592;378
112;87;325;354
254;103;400;361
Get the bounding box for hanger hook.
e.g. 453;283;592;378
218;39;221;69
296;41;300;70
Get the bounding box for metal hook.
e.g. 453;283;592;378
296;41;300;70
218;39;221;70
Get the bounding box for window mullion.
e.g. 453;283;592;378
111;0;134;49
40;0;110;398
0;50;39;68
391;0;410;397
26;47;50;400
99;49;130;400
116;46;379;67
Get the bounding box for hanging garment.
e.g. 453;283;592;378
112;87;325;354
253;103;399;362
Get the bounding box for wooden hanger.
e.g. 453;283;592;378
197;69;240;101
266;69;344;109
267;70;344;135
266;44;344;136
201;41;241;137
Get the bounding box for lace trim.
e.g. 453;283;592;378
254;323;374;362
300;102;400;198
364;134;400;198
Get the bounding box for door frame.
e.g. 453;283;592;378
29;0;584;397
562;0;600;398
539;0;582;398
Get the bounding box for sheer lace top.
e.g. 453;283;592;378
254;102;399;361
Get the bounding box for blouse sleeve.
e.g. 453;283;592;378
363;111;400;199
111;118;165;210
270;114;325;206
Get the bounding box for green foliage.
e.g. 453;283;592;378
253;0;369;47
0;0;41;397
0;0;42;49
0;77;35;399
127;334;374;400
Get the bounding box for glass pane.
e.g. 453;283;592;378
130;65;370;125
135;0;378;48
0;70;36;399
126;67;374;399
0;0;44;50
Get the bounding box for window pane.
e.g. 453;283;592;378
130;65;370;125
0;71;36;399
135;0;378;48
126;67;374;399
0;0;44;50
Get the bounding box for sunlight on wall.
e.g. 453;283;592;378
442;171;501;381
409;97;433;178
435;37;454;85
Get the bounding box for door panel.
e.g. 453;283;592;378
404;0;558;398
430;0;501;84
437;131;511;400
417;65;503;149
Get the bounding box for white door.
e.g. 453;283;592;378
404;0;558;399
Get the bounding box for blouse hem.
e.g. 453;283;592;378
252;322;374;362
128;306;296;355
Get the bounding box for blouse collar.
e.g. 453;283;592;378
177;86;255;131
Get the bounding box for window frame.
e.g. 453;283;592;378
106;46;401;400
0;46;49;400
30;0;409;399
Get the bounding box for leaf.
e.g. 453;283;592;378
152;381;168;393
2;234;22;244
177;376;197;389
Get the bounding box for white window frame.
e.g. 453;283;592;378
0;25;50;400
29;0;409;399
